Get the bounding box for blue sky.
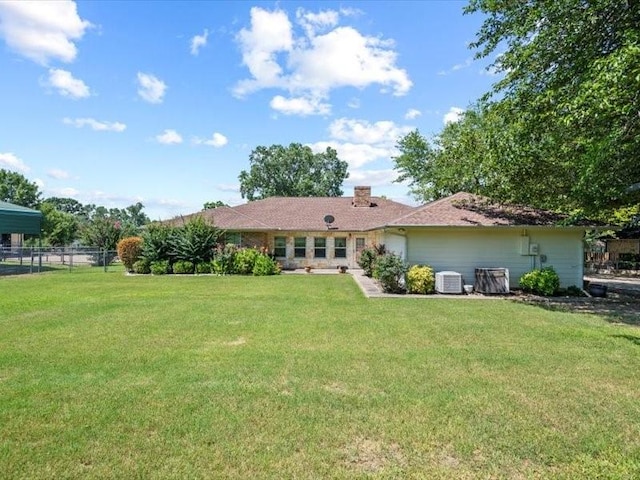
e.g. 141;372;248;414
0;0;498;220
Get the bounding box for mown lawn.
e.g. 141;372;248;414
1;268;639;479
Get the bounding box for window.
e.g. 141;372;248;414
274;236;286;257
355;237;366;252
314;237;326;258
294;237;306;258
225;232;241;246
334;237;347;258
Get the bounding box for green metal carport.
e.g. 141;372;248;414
0;201;42;236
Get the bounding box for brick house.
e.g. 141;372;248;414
167;187;594;288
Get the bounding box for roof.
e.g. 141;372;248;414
167;195;414;232
386;192;591;228
164;191;596;232
0;201;43;234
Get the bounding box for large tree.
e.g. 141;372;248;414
40;202;79;246
461;0;640;213
0;169;41;208
238;143;349;201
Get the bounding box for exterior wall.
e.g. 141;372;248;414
238;232;268;249
265;231;380;269
381;232;407;260
405;227;585;288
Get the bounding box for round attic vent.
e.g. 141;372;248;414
323;214;335;224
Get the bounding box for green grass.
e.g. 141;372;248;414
1;269;639;479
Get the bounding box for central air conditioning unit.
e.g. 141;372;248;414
435;271;463;294
474;268;510;294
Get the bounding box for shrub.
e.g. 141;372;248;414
117;236;143;272
141;224;175;263
132;259;151;274
170;216;221;265
212;244;238;275
150;260;170;275
195;262;211;274
406;265;435;294
519;267;560;296
172;260;194;274
373;252;408;293
252;254;281;276
358;243;386;277
234;247;260;275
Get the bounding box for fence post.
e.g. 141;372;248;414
103;248;108;272
69;246;73;270
30;247;34;274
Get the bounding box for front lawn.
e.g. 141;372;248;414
1;269;639;478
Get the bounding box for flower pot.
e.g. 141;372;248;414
588;283;607;298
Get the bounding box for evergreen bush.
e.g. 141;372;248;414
150;260;170;275
357;243;386;277
252;254;281;276
172;260;194;274
373;252;408;293
519;267;560;296
132;259;151;274
406;265;435;294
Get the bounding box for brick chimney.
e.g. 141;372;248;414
353;186;372;207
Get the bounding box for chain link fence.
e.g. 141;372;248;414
0;246;119;276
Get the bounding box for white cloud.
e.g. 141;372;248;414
234;7;293;95
307;117;414;170
345;169;399;186
193;132;228;147
156;129;183;145
347;97;360;109
216;183;240;192
137;72;167;104
437;57;473;76
0;152;30;173
46;68;90;98
270;94;331;116
34;178;45;188
190;28;208;55
443;106;464;125
58;187;79;196
404;108;421;120
308;141;394;169
328;118;412;144
234;7;412;115
63;117;126;132
0;0;92;65
295;8;339;37
47;168;70;180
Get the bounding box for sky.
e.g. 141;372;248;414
0;0;499;220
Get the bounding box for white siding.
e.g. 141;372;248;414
406;227;584;288
382;233;407;260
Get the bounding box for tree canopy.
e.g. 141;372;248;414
394;0;640;220
203;200;228;210
238;143;349;201
0;169;41;208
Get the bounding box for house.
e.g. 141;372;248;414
167;187;593;288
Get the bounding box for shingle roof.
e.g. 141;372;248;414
167;195;415;232
165;191;595;231
386;192;580;227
